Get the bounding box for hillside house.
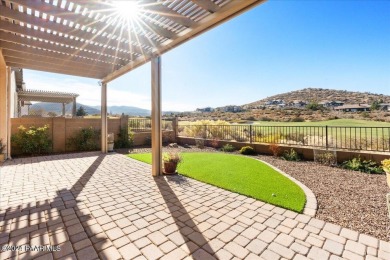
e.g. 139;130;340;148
319;100;344;108
196;107;215;113
379;103;390;111
334;104;370;112
292;100;307;108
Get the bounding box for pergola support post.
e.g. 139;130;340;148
151;56;162;176
6;67;11;159
72;97;77;117
101;82;107;153
62;103;66;117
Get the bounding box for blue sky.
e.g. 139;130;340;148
24;0;390;111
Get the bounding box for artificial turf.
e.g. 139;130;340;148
128;152;306;212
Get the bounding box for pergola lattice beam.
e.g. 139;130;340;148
0;0;266;79
0;31;126;65
0;40;115;69
6;0;157;54
0;20;136;61
190;0;221;13
3;52;109;77
102;0;265;83
7;61;104;79
0;5;145;61
17;89;79;104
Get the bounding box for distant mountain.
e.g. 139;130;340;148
30;103;180;117
30;103;100;115
244;88;390;108
92;106;151;116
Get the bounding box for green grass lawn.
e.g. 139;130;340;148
253;119;390;127
128;153;306;212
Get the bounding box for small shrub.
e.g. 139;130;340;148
0;138;6;153
269;143;280;157
240;146;255;155
67;127;100;151
195;138;205;149
12;125;52;155
314;150;337;166
221;144;235;152
282;148;300;161
342;157;384;174
259;117;272;122
382;159;390;172
114;128;133;148
210;138;220;149
291;117;305;122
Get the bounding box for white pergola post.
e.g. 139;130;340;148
101;82;107;153
151;56;162;176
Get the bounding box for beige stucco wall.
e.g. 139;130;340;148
11;117;128;155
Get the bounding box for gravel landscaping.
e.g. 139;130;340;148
121;145;389;241
258;155;390;242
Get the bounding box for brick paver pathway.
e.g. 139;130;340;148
0;152;389;260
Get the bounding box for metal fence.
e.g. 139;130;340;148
128;118;173;131
178;124;390;152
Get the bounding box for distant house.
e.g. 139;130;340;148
215;105;242;113
334;104;370;112
292;100;307;108
379;103;390;111
196;107;214;113
319;100;344;108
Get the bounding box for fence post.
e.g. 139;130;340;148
204;125;207;139
249;125;253;144
172;117;178;141
325;125;328;150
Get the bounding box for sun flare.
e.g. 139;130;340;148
113;1;140;19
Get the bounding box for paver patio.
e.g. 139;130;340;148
0;152;389;260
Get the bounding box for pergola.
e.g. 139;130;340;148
17;89;79;117
0;0;266;175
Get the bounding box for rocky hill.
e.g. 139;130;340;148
245;88;390;108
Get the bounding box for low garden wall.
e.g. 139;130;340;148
177;137;389;164
11;117;128;155
133;130;175;146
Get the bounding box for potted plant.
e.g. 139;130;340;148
382;159;390;188
0;139;6;162
163;152;182;174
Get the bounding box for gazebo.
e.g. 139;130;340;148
0;0;266;175
17;89;79;117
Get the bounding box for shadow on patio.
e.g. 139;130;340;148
154;175;217;259
0;153;112;259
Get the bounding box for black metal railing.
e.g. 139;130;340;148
128;118;173;131
178;124;390;152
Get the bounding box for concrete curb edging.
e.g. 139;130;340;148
257;159;318;217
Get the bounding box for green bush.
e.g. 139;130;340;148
12;125;52;155
195;139;205;149
115;128;133;148
221;144;235;152
67;127;100;151
342;157;384;174
314;151;337;166
291;117;305;122
282;148;300;161
239;146;255;155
